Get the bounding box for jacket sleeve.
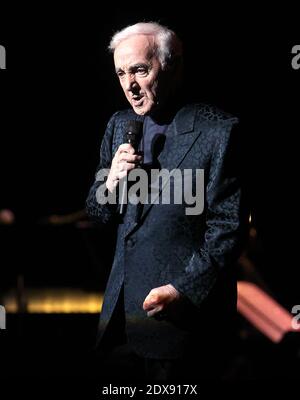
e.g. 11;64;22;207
86;113;119;225
170;120;249;308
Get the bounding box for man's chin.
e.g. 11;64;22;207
132;106;149;116
131;101;155;116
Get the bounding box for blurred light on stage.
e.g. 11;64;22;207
3;288;103;313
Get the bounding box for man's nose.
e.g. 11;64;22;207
124;73;137;91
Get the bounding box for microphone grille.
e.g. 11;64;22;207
126;120;143;135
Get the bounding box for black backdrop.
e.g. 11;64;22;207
0;4;299;392
0;4;299;324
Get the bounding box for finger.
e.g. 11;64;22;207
119;154;142;163
117;167;135;180
147;309;158;317
117;161;127;172
117;169;135;181
118;160;135;171
118;144;135;154
143;294;160;310
118;162;137;175
143;300;159;311
146;305;163;317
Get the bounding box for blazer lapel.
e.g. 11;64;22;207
157;106;199;171
124;105;201;237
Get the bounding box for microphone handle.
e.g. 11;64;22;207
119;177;127;215
119;127;143;215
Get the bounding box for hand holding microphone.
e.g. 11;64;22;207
106;120;143;213
106;143;142;193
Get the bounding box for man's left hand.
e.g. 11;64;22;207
143;284;181;317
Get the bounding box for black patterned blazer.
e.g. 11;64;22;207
86;103;248;359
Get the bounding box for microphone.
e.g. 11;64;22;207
119;120;143;214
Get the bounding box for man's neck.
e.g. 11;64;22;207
149;96;184;125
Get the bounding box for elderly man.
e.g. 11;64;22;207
86;22;247;382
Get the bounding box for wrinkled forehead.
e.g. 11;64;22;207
114;35;157;65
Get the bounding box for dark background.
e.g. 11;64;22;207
0;3;299;393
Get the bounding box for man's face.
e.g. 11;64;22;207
114;35;169;116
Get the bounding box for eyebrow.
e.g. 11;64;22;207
115;62;150;74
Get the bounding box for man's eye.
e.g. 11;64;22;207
117;71;124;77
136;67;147;75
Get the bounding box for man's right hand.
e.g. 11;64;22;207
106;143;142;193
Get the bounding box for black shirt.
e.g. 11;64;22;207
140;116;169;167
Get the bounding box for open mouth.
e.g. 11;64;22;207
132;95;144;107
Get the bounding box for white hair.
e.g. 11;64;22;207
108;22;183;70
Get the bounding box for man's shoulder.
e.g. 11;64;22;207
184;103;239;126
